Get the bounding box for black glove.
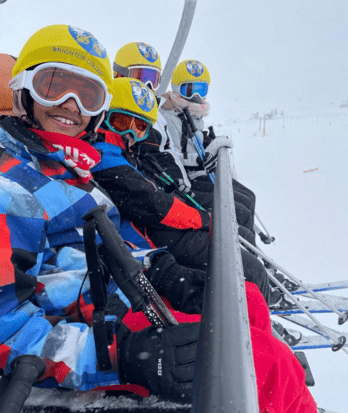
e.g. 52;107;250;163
146;253;205;314
118;323;200;401
198;136;233;174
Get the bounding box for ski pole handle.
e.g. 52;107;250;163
0;355;45;413
83;205;142;281
182;106;198;133
82;205;178;327
208;126;217;141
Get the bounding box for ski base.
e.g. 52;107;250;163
270;294;348;315
277;314;348;350
24;407;190;413
292;280;348;295
23;389;191;413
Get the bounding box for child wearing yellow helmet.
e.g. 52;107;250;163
9;24;112;137
105;77;157;144
170;59;211;103
113;41;162;91
0;25;208;405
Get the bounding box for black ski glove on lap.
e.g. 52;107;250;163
118;323;200;401
146;253;205;314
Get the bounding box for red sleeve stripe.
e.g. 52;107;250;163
104;131;125;150
160;197;203;230
0;344;11;370
39;160;67;177
40;358;71;384
0;154;21;173
0;214;15;287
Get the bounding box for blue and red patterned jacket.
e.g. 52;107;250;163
0;116;158;391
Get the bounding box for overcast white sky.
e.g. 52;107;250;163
1;0;348;114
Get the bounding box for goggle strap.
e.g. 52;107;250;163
9;71;26;91
113;62;129;77
106;110;151;141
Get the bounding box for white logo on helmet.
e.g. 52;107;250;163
137;43;158;63
186;60;204;77
130;80;155;112
69;26;107;58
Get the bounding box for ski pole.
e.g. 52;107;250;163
254;222;275;244
266;269;347;353
254;213;275;244
239;235;348;325
0;355;46;413
255;211;272;238
82;205;178;328
182;107;215;184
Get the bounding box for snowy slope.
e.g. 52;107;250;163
211;100;348;412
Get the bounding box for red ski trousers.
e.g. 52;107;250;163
122;281;317;413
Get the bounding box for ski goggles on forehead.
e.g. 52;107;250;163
9;62;112;117
127;66;161;91
180;82;209;99
105;109;152;142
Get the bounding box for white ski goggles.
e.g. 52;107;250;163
10;62;112;117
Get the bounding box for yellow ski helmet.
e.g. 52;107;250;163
11;24;112;134
13;25;112;87
0;54;16;115
171;59;210;86
113;42;161;78
109;77;158;125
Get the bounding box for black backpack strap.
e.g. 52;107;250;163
83;217;113;371
177;112;189;159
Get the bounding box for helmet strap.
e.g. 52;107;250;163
13;89;41;129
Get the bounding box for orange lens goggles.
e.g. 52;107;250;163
106;110;151;141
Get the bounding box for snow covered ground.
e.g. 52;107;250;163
210;99;348;412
